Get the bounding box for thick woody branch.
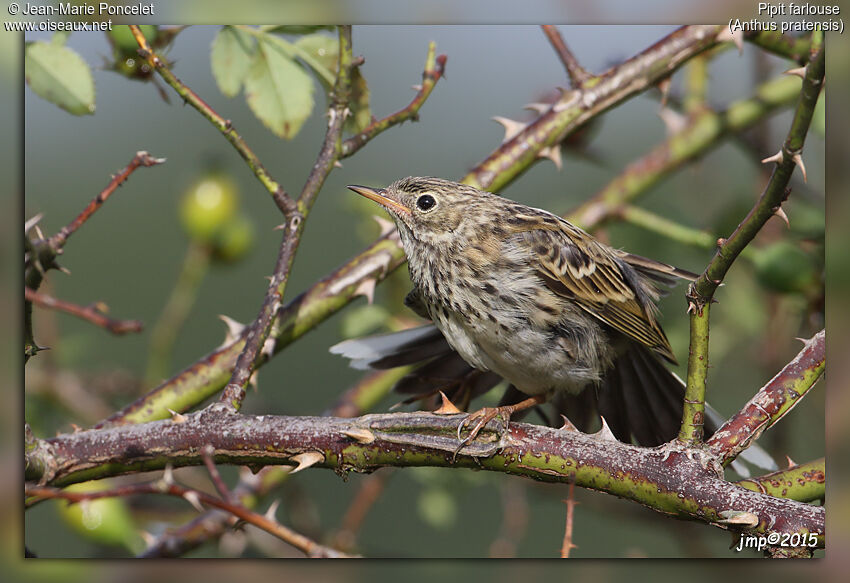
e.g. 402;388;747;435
706;330;824;466
28;408;823;546
569;74;803;228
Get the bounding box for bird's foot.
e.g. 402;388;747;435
452;395;547;462
453;406;509;462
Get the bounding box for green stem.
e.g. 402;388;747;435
145;241;212;387
679;303;708;444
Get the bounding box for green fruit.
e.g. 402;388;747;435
180;174;239;243
57;481;144;553
108;25;158;53
211;214;255;263
753;241;817;294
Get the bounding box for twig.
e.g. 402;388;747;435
25;287;143;335
96;231;406;427
341;43;447;158
332;469;392;551
679;36;824;444
489;480;529;558
48;151;166;250
25;481;356;558
706;330;824;466
219;26;354;411
128;26;291;211
541;25;590;88
25;151;162;359
560;483;577;558
201;444;234;503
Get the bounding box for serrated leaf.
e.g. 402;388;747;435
347;68;372;134
211;26;256;98
262;25;336;35
244;38;314;139
293;34;338;86
25;41;95;115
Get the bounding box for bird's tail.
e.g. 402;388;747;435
330;326;776;475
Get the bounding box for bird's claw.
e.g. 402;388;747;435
451;407;509;463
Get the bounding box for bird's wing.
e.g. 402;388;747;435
515;216;677;363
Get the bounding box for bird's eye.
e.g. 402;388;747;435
416;194;437;212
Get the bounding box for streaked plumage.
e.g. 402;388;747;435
336;177;774;472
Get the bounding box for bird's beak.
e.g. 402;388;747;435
347;185;411;215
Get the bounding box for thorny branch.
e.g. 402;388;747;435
707;330;825;466
678;33;824;445
27;406;824;547
219;25;354;410
25;150;164;360
340;43;447;158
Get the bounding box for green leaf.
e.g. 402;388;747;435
293;33;338;86
243;38;314;139
261;25;336;35
211;26;256;98
25;41;95;115
51;31;70;46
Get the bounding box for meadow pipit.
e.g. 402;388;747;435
334;177;743;456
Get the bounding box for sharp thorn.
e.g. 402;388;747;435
593;416;617;441
716;28;744;54
289;451;324;474
491;116;526;142
264;500;280;521
761;150;784;165
559;414;578;432
182;490;205;513
167;408;187;423
773;206;790;228
784;66;807;79
538;145;563;170
434;391;463;415
792;152;807;182
25;214;44;233
341;428;376;444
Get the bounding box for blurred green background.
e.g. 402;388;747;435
20;22;825;562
